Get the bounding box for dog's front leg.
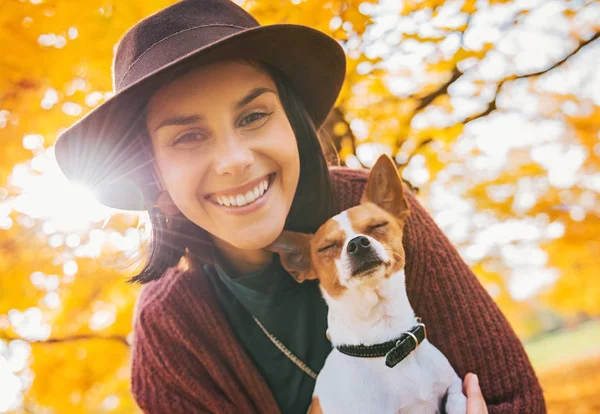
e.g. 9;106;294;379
444;374;467;414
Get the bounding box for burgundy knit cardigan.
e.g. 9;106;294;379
130;167;546;413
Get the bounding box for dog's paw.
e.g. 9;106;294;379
445;392;467;414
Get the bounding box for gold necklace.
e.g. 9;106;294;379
252;316;318;380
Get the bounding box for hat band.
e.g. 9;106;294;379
116;23;256;91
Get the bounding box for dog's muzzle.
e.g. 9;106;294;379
347;236;384;276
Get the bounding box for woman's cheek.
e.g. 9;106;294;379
162;153;208;211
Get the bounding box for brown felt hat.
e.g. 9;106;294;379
54;0;346;211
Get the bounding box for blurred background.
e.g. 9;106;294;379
0;0;599;412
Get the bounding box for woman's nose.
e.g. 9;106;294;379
213;135;254;176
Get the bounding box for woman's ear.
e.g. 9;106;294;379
266;231;317;283
156;190;180;215
153;160;168;192
152;160;180;216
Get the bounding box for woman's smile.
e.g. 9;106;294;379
204;172;276;215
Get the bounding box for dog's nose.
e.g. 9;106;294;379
347;236;371;256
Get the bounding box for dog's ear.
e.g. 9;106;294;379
361;154;410;220
266;231;317;283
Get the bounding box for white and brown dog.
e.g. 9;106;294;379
269;155;467;414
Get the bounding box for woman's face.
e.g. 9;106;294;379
146;60;300;251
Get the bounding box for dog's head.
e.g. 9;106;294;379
268;154;410;300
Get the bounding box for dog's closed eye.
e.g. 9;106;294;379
317;242;341;253
367;221;388;233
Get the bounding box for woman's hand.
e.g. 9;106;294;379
464;373;489;414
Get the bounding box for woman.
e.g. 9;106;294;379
54;0;545;413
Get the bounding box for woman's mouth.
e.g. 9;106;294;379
206;173;275;208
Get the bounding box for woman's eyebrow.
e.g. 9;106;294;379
234;87;276;110
153;87;275;132
154;114;204;132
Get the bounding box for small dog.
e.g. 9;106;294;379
269;155;467;414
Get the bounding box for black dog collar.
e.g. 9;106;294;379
335;323;426;368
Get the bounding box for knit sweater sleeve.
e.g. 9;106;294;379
130;267;276;414
130;274;228;413
332;168;546;413
131;310;217;412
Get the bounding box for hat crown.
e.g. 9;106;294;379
112;0;259;91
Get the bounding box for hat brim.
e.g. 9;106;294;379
54;24;346;211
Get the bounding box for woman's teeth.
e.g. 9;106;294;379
213;178;270;207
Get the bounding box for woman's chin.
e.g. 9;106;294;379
232;229;282;251
212;221;284;252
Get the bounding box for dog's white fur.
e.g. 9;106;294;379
311;213;467;414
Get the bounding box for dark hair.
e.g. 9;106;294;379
127;60;339;284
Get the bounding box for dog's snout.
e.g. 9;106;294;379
347;236;371;256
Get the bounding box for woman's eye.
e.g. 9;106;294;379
239;111;269;128
172;132;206;146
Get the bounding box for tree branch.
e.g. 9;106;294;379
414;67;464;112
409;15;471;115
517;31;599;80
465;97;497;124
464;81;503;124
322;107;362;167
464;31;599;124
0;332;130;346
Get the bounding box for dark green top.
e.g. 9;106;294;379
203;254;331;414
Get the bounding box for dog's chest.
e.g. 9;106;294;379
313;340;449;414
